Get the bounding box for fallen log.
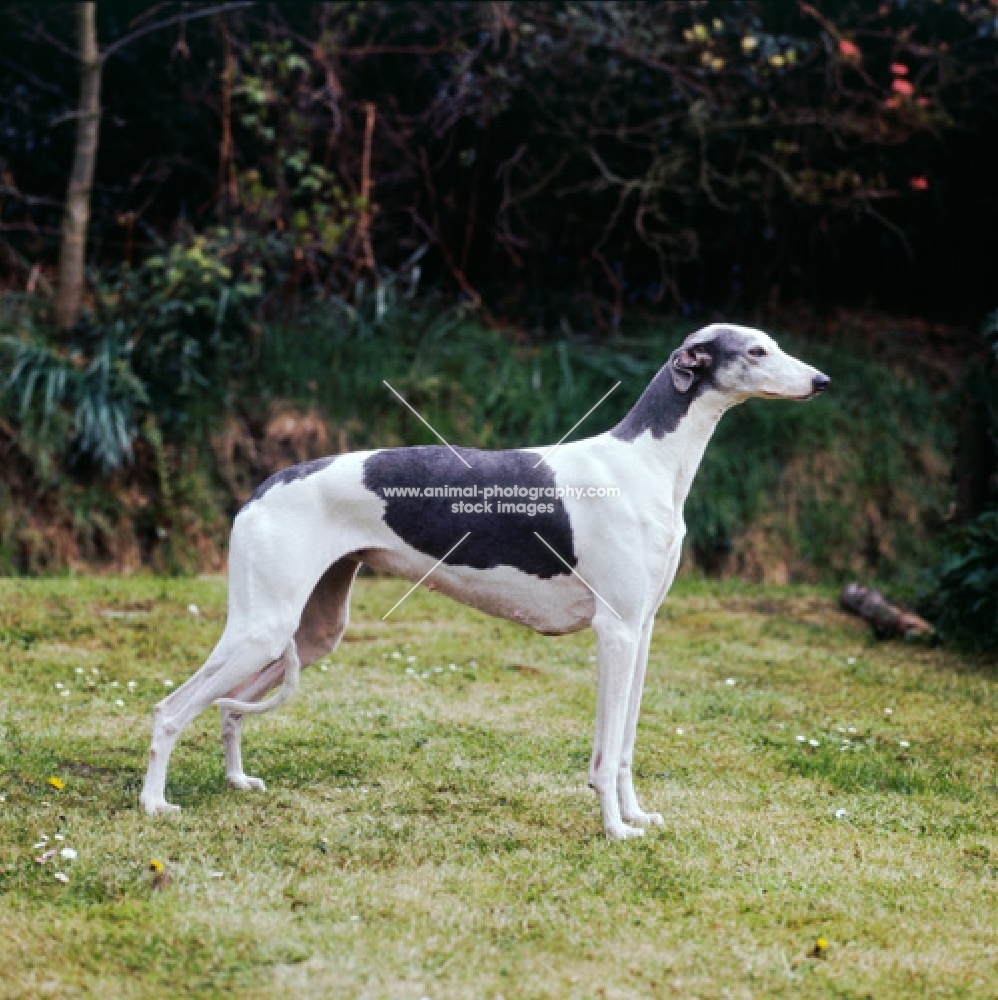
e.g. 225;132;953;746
839;582;934;640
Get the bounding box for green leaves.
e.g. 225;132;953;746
0;228;264;473
0;318;145;474
924;511;998;651
228;39;361;271
73;335;148;474
983;309;998;362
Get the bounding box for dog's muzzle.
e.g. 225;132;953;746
811;374;831;395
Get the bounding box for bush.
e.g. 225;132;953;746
0;229;262;474
921;310;998;650
922;511;998;651
0;295;147;475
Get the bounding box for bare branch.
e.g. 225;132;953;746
101;2;255;61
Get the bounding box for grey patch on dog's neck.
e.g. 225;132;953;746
611;328;742;441
246;456;338;503
610;362;706;440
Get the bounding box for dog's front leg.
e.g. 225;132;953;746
617;615;664;829
588;613;645;840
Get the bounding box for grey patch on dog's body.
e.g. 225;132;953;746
612;327;744;441
363;446;576;578
247;456;338;503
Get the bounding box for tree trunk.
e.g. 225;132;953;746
217;17;238;212
55;3;101;331
355;102;377;273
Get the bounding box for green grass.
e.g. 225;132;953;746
1;576;997;998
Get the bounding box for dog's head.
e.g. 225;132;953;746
669;324;829;402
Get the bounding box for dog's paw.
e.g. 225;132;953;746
622;809;664;828
605;821;646;841
140;796;181;816
227;773;266;792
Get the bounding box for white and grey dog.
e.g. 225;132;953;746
140;323;828;839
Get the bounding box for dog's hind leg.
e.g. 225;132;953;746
139;627;296;815
216;555;361;794
217;652;296;792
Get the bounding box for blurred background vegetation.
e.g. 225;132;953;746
0;2;995;646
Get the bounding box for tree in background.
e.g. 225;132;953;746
45;1;251;329
54;2;99;330
2;1;996;320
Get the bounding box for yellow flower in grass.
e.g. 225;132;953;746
47;777;64;790
810;937;829;959
149;859;172;889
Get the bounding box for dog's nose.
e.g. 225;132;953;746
811;374;831;394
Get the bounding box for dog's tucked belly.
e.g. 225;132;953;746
361;548;595;634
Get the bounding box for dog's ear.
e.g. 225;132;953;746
670;346;713;393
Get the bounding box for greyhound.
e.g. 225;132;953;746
139;323;829;839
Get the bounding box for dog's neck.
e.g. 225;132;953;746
611;370;733;513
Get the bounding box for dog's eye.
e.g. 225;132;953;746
748;346;767;358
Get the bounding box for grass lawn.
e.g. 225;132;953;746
1;575;997;998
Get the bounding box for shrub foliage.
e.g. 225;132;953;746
1;1;996;312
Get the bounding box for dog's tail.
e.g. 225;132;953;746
213;640;301;715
